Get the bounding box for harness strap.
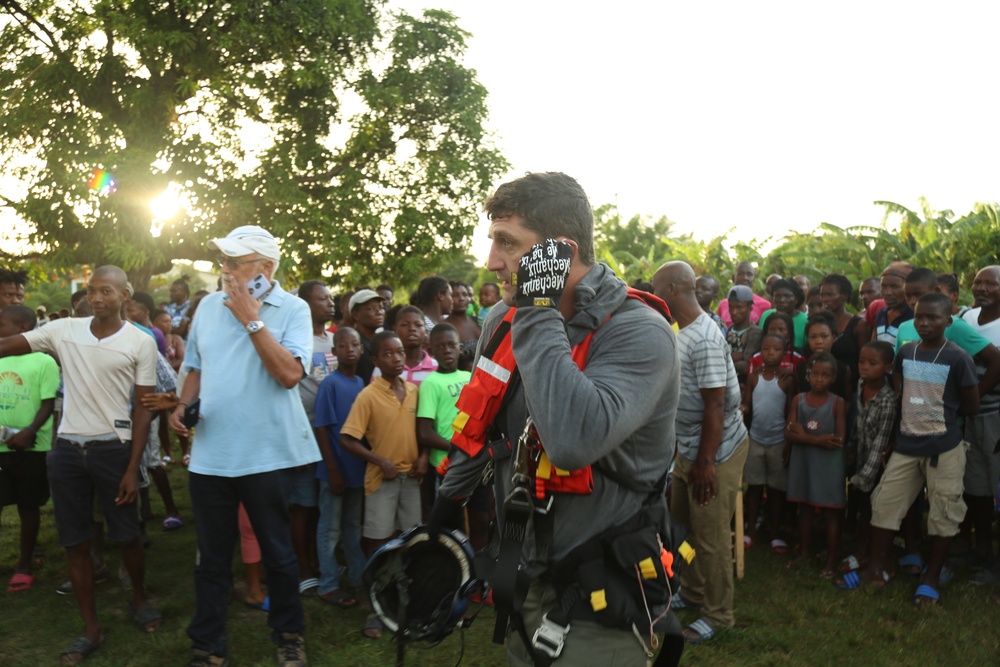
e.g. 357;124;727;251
492;487;533;611
527;586;581;667
487;288;674;665
491;486;535;659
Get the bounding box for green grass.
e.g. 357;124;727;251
1;464;998;666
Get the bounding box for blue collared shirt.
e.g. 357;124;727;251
183;282;321;477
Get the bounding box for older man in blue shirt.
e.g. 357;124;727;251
170;225;320;667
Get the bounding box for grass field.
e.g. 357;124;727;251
1;463;998;666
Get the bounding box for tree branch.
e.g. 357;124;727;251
0;0;63;55
294;158;353;185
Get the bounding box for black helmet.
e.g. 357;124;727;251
363;525;480;643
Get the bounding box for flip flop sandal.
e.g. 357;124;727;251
7;572;35;592
683;619;716;644
246;596;270;612
670;595;701;612
320;589;358;609
59;636;102;665
128;602;163;633
835;570;863;590
913;584;941;606
743;535;754;549
839;554;866;573
898;553;925;576
770;539;789;555
298;578;320;596
835;569;891;591
363;613;383;639
162;516;184;531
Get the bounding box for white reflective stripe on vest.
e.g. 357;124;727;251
476;356;511;383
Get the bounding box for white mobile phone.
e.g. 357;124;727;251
246;274;270;300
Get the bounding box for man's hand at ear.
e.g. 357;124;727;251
512;239;574;310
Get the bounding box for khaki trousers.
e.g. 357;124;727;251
671;436;749;629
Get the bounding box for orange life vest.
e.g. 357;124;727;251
443;288;671;498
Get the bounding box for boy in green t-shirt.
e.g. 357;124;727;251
417;324;471;472
416;323;485;545
0;305;60;592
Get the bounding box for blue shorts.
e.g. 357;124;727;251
48;439;141;547
285;464;319;508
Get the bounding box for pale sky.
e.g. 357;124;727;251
4;2;998;269
394;0;1000;259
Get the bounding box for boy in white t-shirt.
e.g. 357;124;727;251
0;266;160;664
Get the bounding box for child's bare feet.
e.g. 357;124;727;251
245;593;266;607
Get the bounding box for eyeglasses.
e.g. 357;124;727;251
215;255;262;270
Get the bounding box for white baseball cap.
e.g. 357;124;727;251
349;289;383;312
209;225;281;261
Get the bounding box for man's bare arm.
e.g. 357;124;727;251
0;334;31;358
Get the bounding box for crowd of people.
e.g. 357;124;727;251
0;171;999;667
672;258;1000;615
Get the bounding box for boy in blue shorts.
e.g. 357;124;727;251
0;305;59;593
839;293;978;606
313;328;366;609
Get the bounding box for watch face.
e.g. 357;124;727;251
247;321;263;333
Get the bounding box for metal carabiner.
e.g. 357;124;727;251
511;417;535;487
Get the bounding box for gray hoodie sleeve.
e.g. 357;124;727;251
511;304;676;472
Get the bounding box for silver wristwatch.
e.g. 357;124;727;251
245;320;266;335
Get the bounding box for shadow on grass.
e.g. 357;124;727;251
1;466;999;665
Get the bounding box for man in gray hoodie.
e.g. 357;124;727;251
434;172;680;667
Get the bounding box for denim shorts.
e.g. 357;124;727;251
48;438;141;547
284;464;319;508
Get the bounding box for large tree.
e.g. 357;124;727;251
0;0;508;288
